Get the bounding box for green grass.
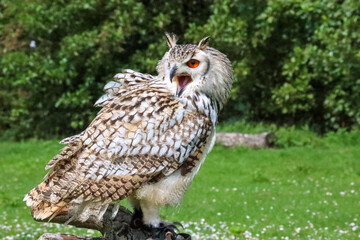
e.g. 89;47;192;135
1;130;360;239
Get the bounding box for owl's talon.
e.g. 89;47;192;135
177;233;191;240
151;222;191;240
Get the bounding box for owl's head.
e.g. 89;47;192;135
157;33;233;111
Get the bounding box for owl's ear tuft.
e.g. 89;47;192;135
165;33;178;48
198;36;210;50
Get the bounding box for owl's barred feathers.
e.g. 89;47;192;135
25;35;233;226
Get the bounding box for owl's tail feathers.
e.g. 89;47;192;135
23;182;67;221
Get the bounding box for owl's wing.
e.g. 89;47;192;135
46;69;157;168
25;70;213;221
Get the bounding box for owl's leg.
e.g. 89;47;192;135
139;199;161;227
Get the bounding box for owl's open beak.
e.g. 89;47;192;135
173;74;193;97
169;67;193;97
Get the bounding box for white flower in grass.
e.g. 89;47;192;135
243;230;252;238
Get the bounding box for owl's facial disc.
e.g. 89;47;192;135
173;74;193;97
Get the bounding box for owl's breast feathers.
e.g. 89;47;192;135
24;69;214;221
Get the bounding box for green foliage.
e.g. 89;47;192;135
274;126;322;148
188;0;360;132
1;0;359;139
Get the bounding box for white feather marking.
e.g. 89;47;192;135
147;129;154;140
159;146;168;156
129;108;137;116
96;134;104;142
169;119;176;127
166;136;174;146
146;122;154;131
115;168;130;176
174;140;181;149
174;133;181;140
179;146;186;161
146;107;154;115
133;114;141;122
161;122;169;132
166;148;174;157
84;138;92;145
131;146;141;155
150;145;160;155
104;81;120;89
176;110;184;123
185;147;192;158
141;145;151;154
109;142;116;149
96;173;104;182
132;133;142;145
94;94;110;106
120;146;128;156
118;127;126;135
124;69;135;74
114;73;125;80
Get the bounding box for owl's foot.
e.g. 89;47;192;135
130;209;191;239
150;222;191;240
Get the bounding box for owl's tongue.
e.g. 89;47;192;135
177;75;192;91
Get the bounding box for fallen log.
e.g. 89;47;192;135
215;132;275;148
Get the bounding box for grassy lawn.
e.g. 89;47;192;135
1;131;360;239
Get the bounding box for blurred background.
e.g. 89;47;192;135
1;1;360;239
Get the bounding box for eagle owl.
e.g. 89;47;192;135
24;34;233;236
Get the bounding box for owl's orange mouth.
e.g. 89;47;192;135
174;74;193;96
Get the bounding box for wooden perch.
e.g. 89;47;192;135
215;132;275;148
36;204;189;240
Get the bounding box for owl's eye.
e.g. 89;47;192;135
187;59;200;68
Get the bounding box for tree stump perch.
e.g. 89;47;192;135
36;204;188;240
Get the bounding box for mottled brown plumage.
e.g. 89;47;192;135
25;34;233;228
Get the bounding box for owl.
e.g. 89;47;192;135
24;34;233;238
